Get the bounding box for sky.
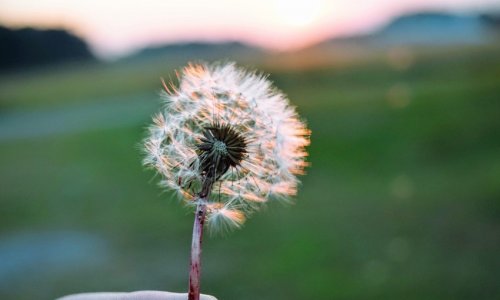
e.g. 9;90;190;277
0;0;499;58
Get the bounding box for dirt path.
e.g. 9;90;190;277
0;93;158;142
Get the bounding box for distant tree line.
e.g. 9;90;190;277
0;25;95;71
480;13;500;30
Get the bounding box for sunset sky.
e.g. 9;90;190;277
0;0;498;58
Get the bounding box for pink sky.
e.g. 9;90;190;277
0;0;498;58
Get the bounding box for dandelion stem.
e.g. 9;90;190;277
188;199;207;300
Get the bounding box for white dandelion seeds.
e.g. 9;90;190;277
143;62;310;300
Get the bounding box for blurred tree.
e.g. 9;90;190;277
0;25;95;71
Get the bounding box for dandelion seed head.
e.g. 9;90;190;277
144;62;310;231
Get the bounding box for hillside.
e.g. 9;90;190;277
0;26;95;71
317;11;499;49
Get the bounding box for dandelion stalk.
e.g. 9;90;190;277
188;198;207;300
143;62;310;299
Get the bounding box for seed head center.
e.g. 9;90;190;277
196;123;247;184
213;140;228;155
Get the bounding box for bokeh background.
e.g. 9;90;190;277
1;1;500;299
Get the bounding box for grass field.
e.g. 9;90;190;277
1;44;500;300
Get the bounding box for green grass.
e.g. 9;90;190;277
0;45;499;300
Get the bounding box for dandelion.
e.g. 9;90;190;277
143;62;310;300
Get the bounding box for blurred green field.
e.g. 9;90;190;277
1;45;500;300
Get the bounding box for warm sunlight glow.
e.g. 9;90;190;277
0;0;498;58
274;0;325;27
